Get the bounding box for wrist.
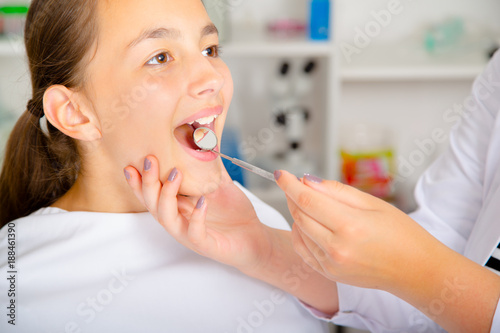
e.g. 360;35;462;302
387;235;500;332
238;227;289;279
239;227;339;315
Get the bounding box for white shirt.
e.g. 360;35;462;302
321;52;500;332
0;184;329;333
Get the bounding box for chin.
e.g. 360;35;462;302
179;163;228;197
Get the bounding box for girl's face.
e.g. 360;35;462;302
84;0;233;196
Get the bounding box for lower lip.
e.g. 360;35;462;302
180;144;220;162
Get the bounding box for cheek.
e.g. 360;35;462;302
221;66;234;105
97;75;181;162
107;73;177;127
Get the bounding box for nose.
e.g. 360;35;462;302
187;54;225;99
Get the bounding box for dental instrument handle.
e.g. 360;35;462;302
214;151;276;182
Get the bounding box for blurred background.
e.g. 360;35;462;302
1;0;500;332
206;0;500;221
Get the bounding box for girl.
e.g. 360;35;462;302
0;0;337;332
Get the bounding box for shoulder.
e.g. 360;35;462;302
0;208;156;252
234;182;291;231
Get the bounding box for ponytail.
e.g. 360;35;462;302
0;105;79;226
0;0;97;227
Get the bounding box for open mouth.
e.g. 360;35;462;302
174;114;219;151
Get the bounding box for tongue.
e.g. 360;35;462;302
174;124;199;150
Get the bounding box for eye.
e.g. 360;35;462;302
202;45;221;58
146;52;173;65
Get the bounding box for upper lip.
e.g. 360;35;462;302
176;106;223;127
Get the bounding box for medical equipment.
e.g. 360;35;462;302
193;127;275;182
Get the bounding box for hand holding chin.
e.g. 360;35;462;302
124;155;276;273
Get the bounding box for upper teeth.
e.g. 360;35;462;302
188;115;218;125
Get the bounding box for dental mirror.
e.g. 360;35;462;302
193;127;218;150
193;127;276;182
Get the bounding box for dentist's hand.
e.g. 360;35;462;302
274;170;443;291
275;169;500;333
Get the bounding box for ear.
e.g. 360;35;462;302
43;85;102;141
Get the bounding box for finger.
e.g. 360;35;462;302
291;223;323;274
284;192;338;272
298;225;341;282
187;196;209;250
124;166;146;207
177;195;197;218
286;196;337;254
287;196;336;262
297;225;333;271
302;173;379;209
157;168;188;237
141;156;162;215
276;170;357;232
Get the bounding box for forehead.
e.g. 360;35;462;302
97;0;210;44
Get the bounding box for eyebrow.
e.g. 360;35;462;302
127;24;219;49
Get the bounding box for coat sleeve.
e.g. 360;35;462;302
305;52;500;332
492;301;500;333
409;52;500;254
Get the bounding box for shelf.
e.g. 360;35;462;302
221;26;333;58
222;38;333;58
340;43;489;82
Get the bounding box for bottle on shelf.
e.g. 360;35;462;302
309;0;330;41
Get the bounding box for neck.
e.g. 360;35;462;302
52;171;146;213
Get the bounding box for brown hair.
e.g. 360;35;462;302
0;0;98;227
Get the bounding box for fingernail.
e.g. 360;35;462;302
297;176;301;182
124;169;131;180
168;168;178;182
144;158;152;171
274;170;282;181
304;174;323;183
196;196;205;209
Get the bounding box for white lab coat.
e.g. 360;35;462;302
327;52;500;332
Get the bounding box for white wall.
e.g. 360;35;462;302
336;0;500;43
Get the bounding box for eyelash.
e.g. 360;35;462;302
202;45;222;58
146;52;173;66
146;45;222;66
